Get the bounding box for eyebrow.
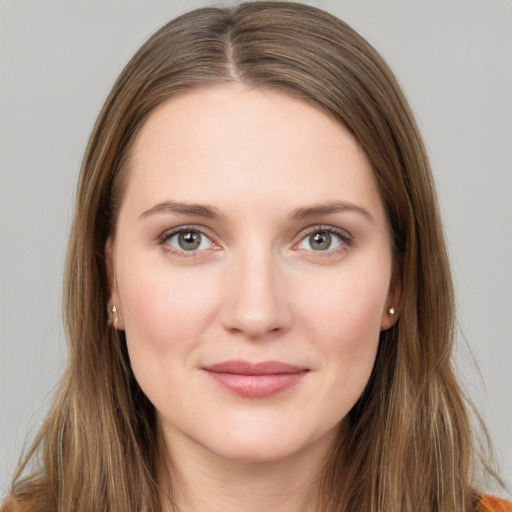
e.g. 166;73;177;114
139;201;222;220
289;201;374;223
139;199;373;223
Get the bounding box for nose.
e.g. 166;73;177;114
220;249;293;340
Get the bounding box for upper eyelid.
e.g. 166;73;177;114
158;226;220;258
296;224;352;241
291;225;353;254
158;225;219;248
160;224;215;239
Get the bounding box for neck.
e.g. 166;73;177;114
157;429;338;512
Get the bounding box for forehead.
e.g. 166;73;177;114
132;84;362;163
121;84;384;222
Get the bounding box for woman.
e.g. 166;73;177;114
3;2;510;511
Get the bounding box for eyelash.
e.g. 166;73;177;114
295;225;353;254
157;224;353;257
158;225;217;258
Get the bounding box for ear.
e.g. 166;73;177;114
380;275;402;331
105;238;125;330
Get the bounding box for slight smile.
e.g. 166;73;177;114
202;360;310;398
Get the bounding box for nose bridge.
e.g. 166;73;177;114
221;242;290;338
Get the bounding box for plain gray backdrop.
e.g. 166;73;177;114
1;0;511;496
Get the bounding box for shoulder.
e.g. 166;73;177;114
477;495;512;512
1;498;33;512
0;500;15;512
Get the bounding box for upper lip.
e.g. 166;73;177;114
202;360;307;375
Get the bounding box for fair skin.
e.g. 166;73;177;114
107;84;398;512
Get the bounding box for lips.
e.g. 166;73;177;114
202;360;308;398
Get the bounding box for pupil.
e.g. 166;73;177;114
311;231;331;250
179;231;200;250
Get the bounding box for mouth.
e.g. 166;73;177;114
202;360;309;398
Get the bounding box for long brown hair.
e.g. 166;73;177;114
5;2;499;511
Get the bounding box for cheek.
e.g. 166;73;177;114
296;264;388;404
311;290;382;378
117;260;225;415
300;262;388;340
117;257;222;359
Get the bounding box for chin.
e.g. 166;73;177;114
215;439;300;463
196;420;338;465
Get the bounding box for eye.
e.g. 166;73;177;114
296;227;349;251
165;228;214;252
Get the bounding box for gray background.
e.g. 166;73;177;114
1;0;511;497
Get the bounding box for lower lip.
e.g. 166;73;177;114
204;371;308;398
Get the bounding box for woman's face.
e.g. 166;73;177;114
108;85;397;463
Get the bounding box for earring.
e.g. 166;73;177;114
111;304;119;329
388;307;396;316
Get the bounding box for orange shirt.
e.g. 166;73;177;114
478;495;512;512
